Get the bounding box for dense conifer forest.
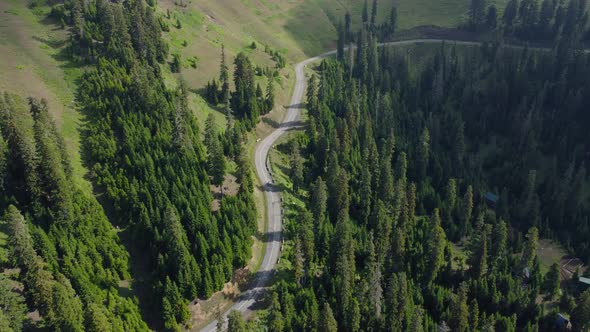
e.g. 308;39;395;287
259;1;590;332
0;93;148;331
1;0;590;331
1;0;261;330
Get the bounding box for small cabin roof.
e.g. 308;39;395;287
579;276;590;285
485;192;499;203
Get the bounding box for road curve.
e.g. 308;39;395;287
199;37;555;331
199;49;320;332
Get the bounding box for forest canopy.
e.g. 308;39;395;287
261;1;590;331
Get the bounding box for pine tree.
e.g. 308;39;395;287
469;299;480;331
299;210;315;269
311;177;328;223
227;310;246;332
205;119;226;191
306;75;319;116
268;293;285;332
162;206;200;299
204;114;218;152
408;183;417;224
290;142;304;192
362;0;369;23
164;277;189;325
162;297;179;332
220;44;230;103
519;0;540;33
359;158;373;225
492;220;508;268
231;52;258;127
446;178;457;210
522;226;539;269
462;185;473;235
572;289;590;331
386;273;413;331
0;132;7;192
0;94;41;215
470;0;487;30
408;307;424;332
418;128;430;179
319;303;338;332
5;205;38;273
474;224;491;278
210;140;226;191
171;53;182;73
543;263;560;299
389;6;398;35
0;275;26;332
365;235;382;323
385;274;400;330
236;149;253;193
426;209;446;285
370;0;378;26
51;274;84;332
294;239;305;286
84;303;111;332
355;29;368;80
256;83;263;101
486;5;498;29
173;81;194;151
503;0;519;27
265;76;275;114
331;212;355;331
379;153;395;205
337;20;345;61
372;200;392;263
450;282;470;332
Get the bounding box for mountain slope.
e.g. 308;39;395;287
0;0;87;190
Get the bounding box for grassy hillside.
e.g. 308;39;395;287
0;0;88;191
159;0;509;135
174;0;510;61
0;0;510;149
317;0;509;32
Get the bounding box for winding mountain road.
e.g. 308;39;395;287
199;38;553;331
199;50;319;332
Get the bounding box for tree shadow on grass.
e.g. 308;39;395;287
31;17;85;73
273;163;292;180
231;270;275;311
258;182;289;193
262;116;280;129
32;34;68;49
116;228;164;330
280;120;305;129
285;102;305;109
254;230;283;244
189;87;230;117
39;14;65;32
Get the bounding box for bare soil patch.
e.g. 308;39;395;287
210;174;240;211
187;266;253;331
537;239;586;281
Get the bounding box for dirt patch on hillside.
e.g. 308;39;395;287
210;174;240;211
187;266;253;331
537;239;586;281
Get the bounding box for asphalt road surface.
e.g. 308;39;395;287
199;49;321;332
199;38;558;331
